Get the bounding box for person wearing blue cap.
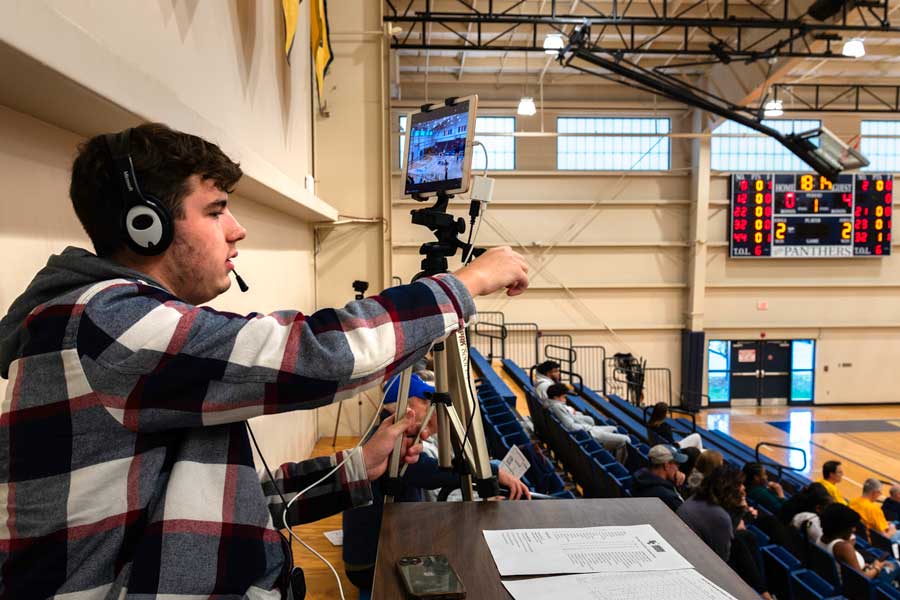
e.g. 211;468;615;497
341;373;531;593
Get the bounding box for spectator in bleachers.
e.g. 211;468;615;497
851;478;900;542
545;384;629;457
533;360;561;400
632;444;687;511
684;450;724;497
343;374;530;592
678;465;774;600
882;484;900;524
743;462;786;514
818;503;900;587
679;447;701;479
646;402;704;450
779;482;833;544
817;460;849;506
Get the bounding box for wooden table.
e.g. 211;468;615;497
373;498;760;599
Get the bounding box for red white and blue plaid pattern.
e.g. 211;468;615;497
0;273;474;599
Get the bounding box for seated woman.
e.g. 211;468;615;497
684;449;723;497
647;402;704;450
678;465;774;600
818;503;900;588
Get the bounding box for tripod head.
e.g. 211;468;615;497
411;191;482;279
352;280;369;300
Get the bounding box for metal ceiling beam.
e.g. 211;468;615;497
773;82;900;112
385;0;900;60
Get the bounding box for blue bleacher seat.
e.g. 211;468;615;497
790;569;842;600
876;583;900;600
762;544;803;600
808;542;842;589
840;561;878;600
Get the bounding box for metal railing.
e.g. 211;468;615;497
644;367;673;407
571;345;607;393
543;343;575;384
505;322;539;368
755;442;808;483
391;276;403;286
471;311;505;361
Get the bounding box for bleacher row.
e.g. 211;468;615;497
467;347;900;600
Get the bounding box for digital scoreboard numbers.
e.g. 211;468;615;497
729;173;893;258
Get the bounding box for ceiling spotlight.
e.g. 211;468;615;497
842;38;866;58
764;99;784;118
543;33;565;54
517;96;537;116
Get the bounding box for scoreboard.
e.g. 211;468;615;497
730;173;893;258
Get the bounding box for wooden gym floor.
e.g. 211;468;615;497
291;365;900;599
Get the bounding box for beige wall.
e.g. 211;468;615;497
313;0;393;438
389;102;900;406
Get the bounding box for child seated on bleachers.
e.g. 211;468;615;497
544;383;629;458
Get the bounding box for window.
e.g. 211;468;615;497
790;339;815;403
399;115;516;170
860;120;900;173
707;340;731;404
557;117;670;170
711;119;820;172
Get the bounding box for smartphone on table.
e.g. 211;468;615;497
396;554;466;599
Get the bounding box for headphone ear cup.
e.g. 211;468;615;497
122;195;173;256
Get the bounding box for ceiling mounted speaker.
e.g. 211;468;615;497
807;0;855;21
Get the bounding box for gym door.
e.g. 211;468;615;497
729;340;792;404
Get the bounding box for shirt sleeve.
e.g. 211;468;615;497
76;275;475;432
261;448;373;528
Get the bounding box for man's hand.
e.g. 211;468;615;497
454;246;529;297
361;409;427;481
674;470;686;487
497;468;532;500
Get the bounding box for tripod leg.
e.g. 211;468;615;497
331;400;342;447
444;329;497;499
384;369;412;504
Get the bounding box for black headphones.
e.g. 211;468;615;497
105;129;174;256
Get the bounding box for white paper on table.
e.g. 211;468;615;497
502;569;738;600
483;524;691;576
323;529;343;546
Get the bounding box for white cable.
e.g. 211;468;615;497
463;141;490;264
281;374;398;600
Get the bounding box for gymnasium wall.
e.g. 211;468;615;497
389;106;900;405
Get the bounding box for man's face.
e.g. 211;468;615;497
549;368;561;383
832;465;844;483
664;461;679;482
550;394;566;403
161;176;246;304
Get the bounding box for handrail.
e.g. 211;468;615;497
681;389;709;410
473;321;506;340
544;343;576;364
755;442;808;482
528;365;583;395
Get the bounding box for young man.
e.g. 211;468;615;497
631;444;687;512
533;360;561;400
0;124;529;599
544;383;629;455
851;478;900;541
817;460;849;506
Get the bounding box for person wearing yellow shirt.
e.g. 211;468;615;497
817;461;849;506
850;478;900;542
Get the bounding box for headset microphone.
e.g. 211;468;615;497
232;269;249;292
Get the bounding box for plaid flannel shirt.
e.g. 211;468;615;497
0;272;474;599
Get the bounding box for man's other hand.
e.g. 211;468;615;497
361;408;427;481
454;246;529;297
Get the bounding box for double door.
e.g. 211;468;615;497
729;340;793;405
